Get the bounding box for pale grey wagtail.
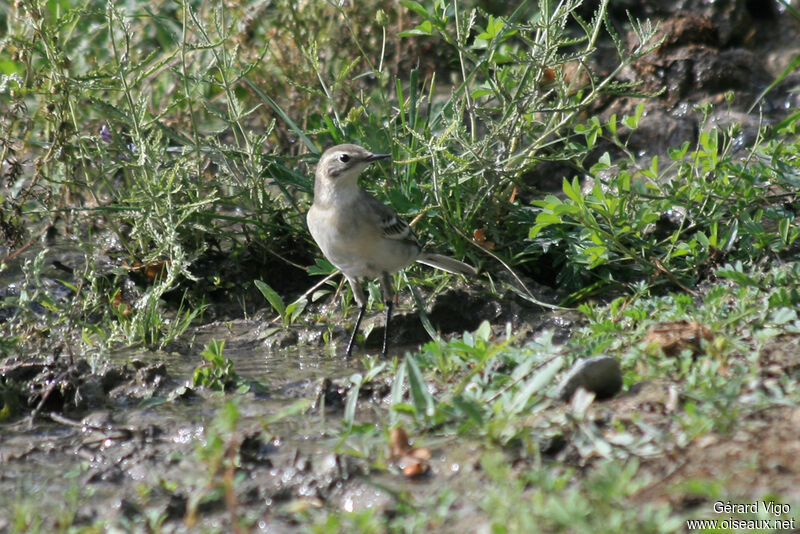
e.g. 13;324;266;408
307;144;477;356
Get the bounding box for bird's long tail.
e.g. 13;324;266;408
416;252;478;276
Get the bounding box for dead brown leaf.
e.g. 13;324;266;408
390;426;431;478
643;320;713;357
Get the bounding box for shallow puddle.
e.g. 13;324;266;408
1;311;473;530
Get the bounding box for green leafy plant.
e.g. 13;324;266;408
185;399;249;531
254;279;306;326
527;117;800;300
192;339;265;393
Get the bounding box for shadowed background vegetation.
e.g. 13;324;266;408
4;0;797;353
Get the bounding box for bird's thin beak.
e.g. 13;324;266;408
366;152;391;162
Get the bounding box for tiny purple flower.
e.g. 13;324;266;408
99;124;112;143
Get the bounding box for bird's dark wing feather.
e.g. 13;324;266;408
359;190;420;245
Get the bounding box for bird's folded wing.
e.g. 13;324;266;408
360;190;420;245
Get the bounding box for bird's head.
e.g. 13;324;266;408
315;144;391;186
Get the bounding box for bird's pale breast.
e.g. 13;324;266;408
307;202;417;278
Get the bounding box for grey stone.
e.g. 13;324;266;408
556;355;623;401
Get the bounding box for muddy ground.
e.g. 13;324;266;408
2;0;800;532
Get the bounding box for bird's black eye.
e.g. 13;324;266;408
339;154;350;163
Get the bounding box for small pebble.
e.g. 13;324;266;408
556;355;622;401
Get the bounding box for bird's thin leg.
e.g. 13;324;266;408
345;275;367;357
346;303;366;357
382;300;393;357
380;272;394;357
